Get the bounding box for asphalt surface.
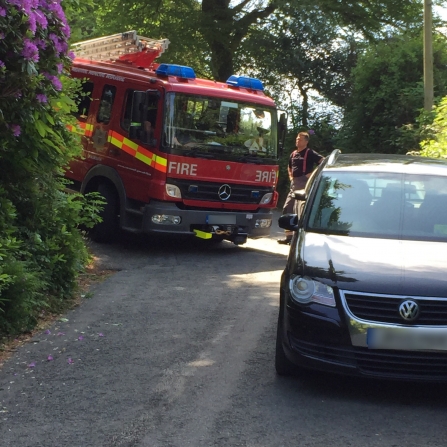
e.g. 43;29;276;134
2;210;447;447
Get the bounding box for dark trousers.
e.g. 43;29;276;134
282;176;308;215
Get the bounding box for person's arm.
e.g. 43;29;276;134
305;150;323;178
288;152;293;180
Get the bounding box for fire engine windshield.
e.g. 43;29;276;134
163;93;277;163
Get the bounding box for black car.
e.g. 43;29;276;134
276;150;447;381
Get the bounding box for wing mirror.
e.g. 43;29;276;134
278;213;299;231
293;189;306;201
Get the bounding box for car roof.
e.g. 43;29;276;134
324;152;447;176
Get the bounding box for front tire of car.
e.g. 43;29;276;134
275;313;297;376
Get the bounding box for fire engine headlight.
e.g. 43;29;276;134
255;219;272;228
166;184;182;198
152;214;182;225
260;192;273;204
289;276;335;307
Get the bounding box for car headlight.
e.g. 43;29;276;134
289;276;335;307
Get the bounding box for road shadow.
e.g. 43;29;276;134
275;366;447;409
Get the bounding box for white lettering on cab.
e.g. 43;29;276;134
255;170;277;183
168;161;198;176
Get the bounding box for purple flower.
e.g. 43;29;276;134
98;333;104;337
34;10;48;29
51;76;62;91
44;329;51;335
57;332;65;336
36;93;47;103
0;7;6;16
308;129;315;135
0;60;5;69
8;0;22;8
68;51;75;60
67;358;74;364
44;72;63;91
22;39;39;62
28;362;36;368
48;33;68;54
56;63;63;74
78;335;84;341
10;124;21;137
28;13;37;34
35;39;47;50
47;355;53;361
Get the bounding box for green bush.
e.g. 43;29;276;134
0;1;101;337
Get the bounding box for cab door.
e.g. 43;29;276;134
87;84;117;157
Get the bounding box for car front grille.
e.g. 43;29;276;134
343;292;447;325
289;337;447;380
168;178;272;204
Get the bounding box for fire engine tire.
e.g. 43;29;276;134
89;183;119;243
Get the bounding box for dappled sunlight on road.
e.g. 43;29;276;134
241;235;291;257
225;269;282;307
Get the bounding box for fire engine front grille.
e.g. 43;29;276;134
343;292;447;325
168;178;273;204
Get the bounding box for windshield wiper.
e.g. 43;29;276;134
236;155;266;164
183;147;215;159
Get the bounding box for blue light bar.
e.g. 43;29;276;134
226;75;264;91
155;64;196;79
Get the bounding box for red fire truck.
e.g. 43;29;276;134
66;31;286;245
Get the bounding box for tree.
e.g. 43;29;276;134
237;5;359;126
337;32;447;154
74;0;425;81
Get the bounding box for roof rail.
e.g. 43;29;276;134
71;31;170;68
327;149;342;166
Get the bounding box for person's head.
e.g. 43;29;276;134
295;132;309;150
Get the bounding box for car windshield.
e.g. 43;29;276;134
307;171;447;240
162;93;277;163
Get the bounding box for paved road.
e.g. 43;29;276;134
2;212;447;447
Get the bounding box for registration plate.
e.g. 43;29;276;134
206;214;236;225
367;327;447;351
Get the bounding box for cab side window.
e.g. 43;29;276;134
97;85;116;124
75;81;94;120
121;89;134;132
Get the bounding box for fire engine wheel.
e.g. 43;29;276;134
89;183;119;243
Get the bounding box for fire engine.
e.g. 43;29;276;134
66;31;286;245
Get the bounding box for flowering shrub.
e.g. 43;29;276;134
0;0;101;336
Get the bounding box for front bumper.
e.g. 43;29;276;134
280;290;447;382
141;201;274;239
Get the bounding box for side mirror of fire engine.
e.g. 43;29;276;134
277;111;287;158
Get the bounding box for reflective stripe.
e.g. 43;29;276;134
69;122;168;173
67;122;93;136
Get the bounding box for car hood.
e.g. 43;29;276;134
298;232;447;297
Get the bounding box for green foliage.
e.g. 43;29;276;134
0;0;101;337
417;97;447;158
337;32;447;154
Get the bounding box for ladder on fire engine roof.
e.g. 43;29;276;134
71;31;170;69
